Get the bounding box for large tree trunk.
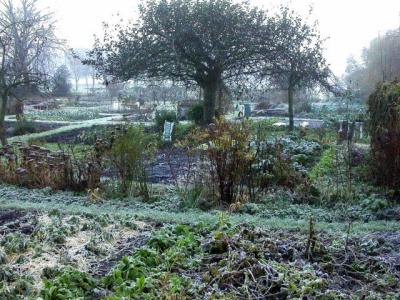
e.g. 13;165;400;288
75;78;79;93
203;81;218;125
0;94;8;145
217;79;223;117
288;84;294;131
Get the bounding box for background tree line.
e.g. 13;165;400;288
345;28;400;101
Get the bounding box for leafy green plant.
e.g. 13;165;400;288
40;267;96;300
309;147;335;180
155;110;177;133
173;123;196;142
103;224;199;299
0;250;7;265
1;233;30;255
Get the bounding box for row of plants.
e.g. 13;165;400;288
0;117;391;210
24;108;102;122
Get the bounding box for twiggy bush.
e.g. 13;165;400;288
195;119;253;205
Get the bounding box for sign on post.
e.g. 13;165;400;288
163;121;174;142
244;103;251;118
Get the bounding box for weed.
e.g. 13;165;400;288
1;233;30;255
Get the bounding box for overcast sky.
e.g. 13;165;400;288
40;0;400;76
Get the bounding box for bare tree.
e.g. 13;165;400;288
66;51;83;94
261;6;332;131
67;48;95;95
0;0;60;144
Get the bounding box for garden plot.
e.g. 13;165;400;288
3;121;65;138
0;208;152;297
7;115;128;144
0;206;398;299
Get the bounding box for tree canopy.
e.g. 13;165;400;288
89;0;276;124
88;0;333;126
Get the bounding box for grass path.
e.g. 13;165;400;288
8;115;126;143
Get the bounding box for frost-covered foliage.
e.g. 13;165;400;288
1;210;398;299
267;135;321;161
25;108;101;122
250;135;321;203
298;100;367;122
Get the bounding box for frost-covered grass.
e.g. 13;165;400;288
36;142;91;153
0;184;398;234
0;207;149;298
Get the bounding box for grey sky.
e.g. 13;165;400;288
40;0;400;76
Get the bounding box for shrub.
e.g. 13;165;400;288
294;100;313;113
173;123;196;142
155;110;177;133
250;135;320;203
252;139;301;189
107;126;158;198
12;118;37;136
368;81;400;189
309;147;335;181
361;195;390;212
187;103;204;125
51;65;72;97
